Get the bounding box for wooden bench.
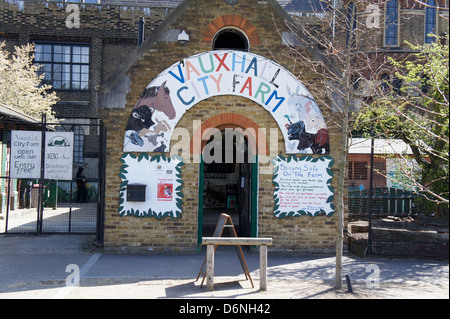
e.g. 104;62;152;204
202;237;273;291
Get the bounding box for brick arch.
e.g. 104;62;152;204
191;113;268;156
202;15;261;47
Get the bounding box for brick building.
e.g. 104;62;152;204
1;0;448;253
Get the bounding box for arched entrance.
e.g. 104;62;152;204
199;128;257;242
193;113;263;245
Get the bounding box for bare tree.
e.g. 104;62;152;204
276;0;391;288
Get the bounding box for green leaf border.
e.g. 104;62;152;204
118;153;185;219
272;155;335;218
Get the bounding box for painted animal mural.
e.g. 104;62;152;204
285;85;329;154
124;81;176;152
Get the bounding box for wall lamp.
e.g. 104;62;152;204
178;30;190;45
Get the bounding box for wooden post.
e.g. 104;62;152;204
259;244;268;291
206;244;215;291
201;237;272;291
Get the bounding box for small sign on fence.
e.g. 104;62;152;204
44;132;74;180
10;130;42;179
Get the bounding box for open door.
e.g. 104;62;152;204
238;141;252;237
198;130;256;246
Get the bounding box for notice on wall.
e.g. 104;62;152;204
272;155;335;218
44;132;74;180
118;153;184;219
157;179;174;201
10;130;42;179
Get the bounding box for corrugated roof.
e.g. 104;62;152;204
349;138;413;155
0;103;41;123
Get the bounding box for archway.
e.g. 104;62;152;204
194;113;262;244
122;50;329;155
200;129;255;238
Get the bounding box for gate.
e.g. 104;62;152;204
0;117;106;243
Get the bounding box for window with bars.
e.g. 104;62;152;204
373;161;386;181
72;125;84;164
353;161;368;180
349;161;386;182
34;43;90;91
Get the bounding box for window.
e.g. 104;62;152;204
348;161;354;180
373;162;386;181
213;29;249;51
34;43;90;91
353;162;368;180
72;125;84;164
385;0;399;46
425;0;437;44
379;72;403;96
346;1;358;48
380;73;391;94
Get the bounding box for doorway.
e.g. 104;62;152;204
198;129;257;245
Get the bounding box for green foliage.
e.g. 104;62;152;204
353;35;449;215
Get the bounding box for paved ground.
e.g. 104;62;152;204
0;234;448;300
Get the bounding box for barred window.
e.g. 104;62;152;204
72;125;84;164
353;162;368;180
35;43;90;91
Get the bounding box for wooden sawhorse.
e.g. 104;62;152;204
202;237;273;291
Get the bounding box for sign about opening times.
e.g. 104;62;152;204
10;131;42;179
10;130;74;180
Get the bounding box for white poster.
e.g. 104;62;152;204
10;130;42;179
123;50;329;154
44;132;74;180
118;153;184;219
273;155;335;218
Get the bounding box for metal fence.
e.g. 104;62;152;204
348;187;448;259
0;118;106;243
348;187;419;217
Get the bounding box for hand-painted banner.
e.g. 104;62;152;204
272;155;335;218
123;50;329;154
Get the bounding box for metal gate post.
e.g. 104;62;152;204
96;121;106;245
37;114;46;234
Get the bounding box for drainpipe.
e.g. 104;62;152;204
138;17;145;46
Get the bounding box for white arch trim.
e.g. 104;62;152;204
123;50;329;154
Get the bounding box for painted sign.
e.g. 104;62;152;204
118;153;184;219
123;50;329;154
272;155;335;218
44;132;74;180
10;130;42;179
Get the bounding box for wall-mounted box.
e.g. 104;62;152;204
126;184;147;202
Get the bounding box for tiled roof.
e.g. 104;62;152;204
100;0;184;7
279;0;329;12
100;0;328;11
